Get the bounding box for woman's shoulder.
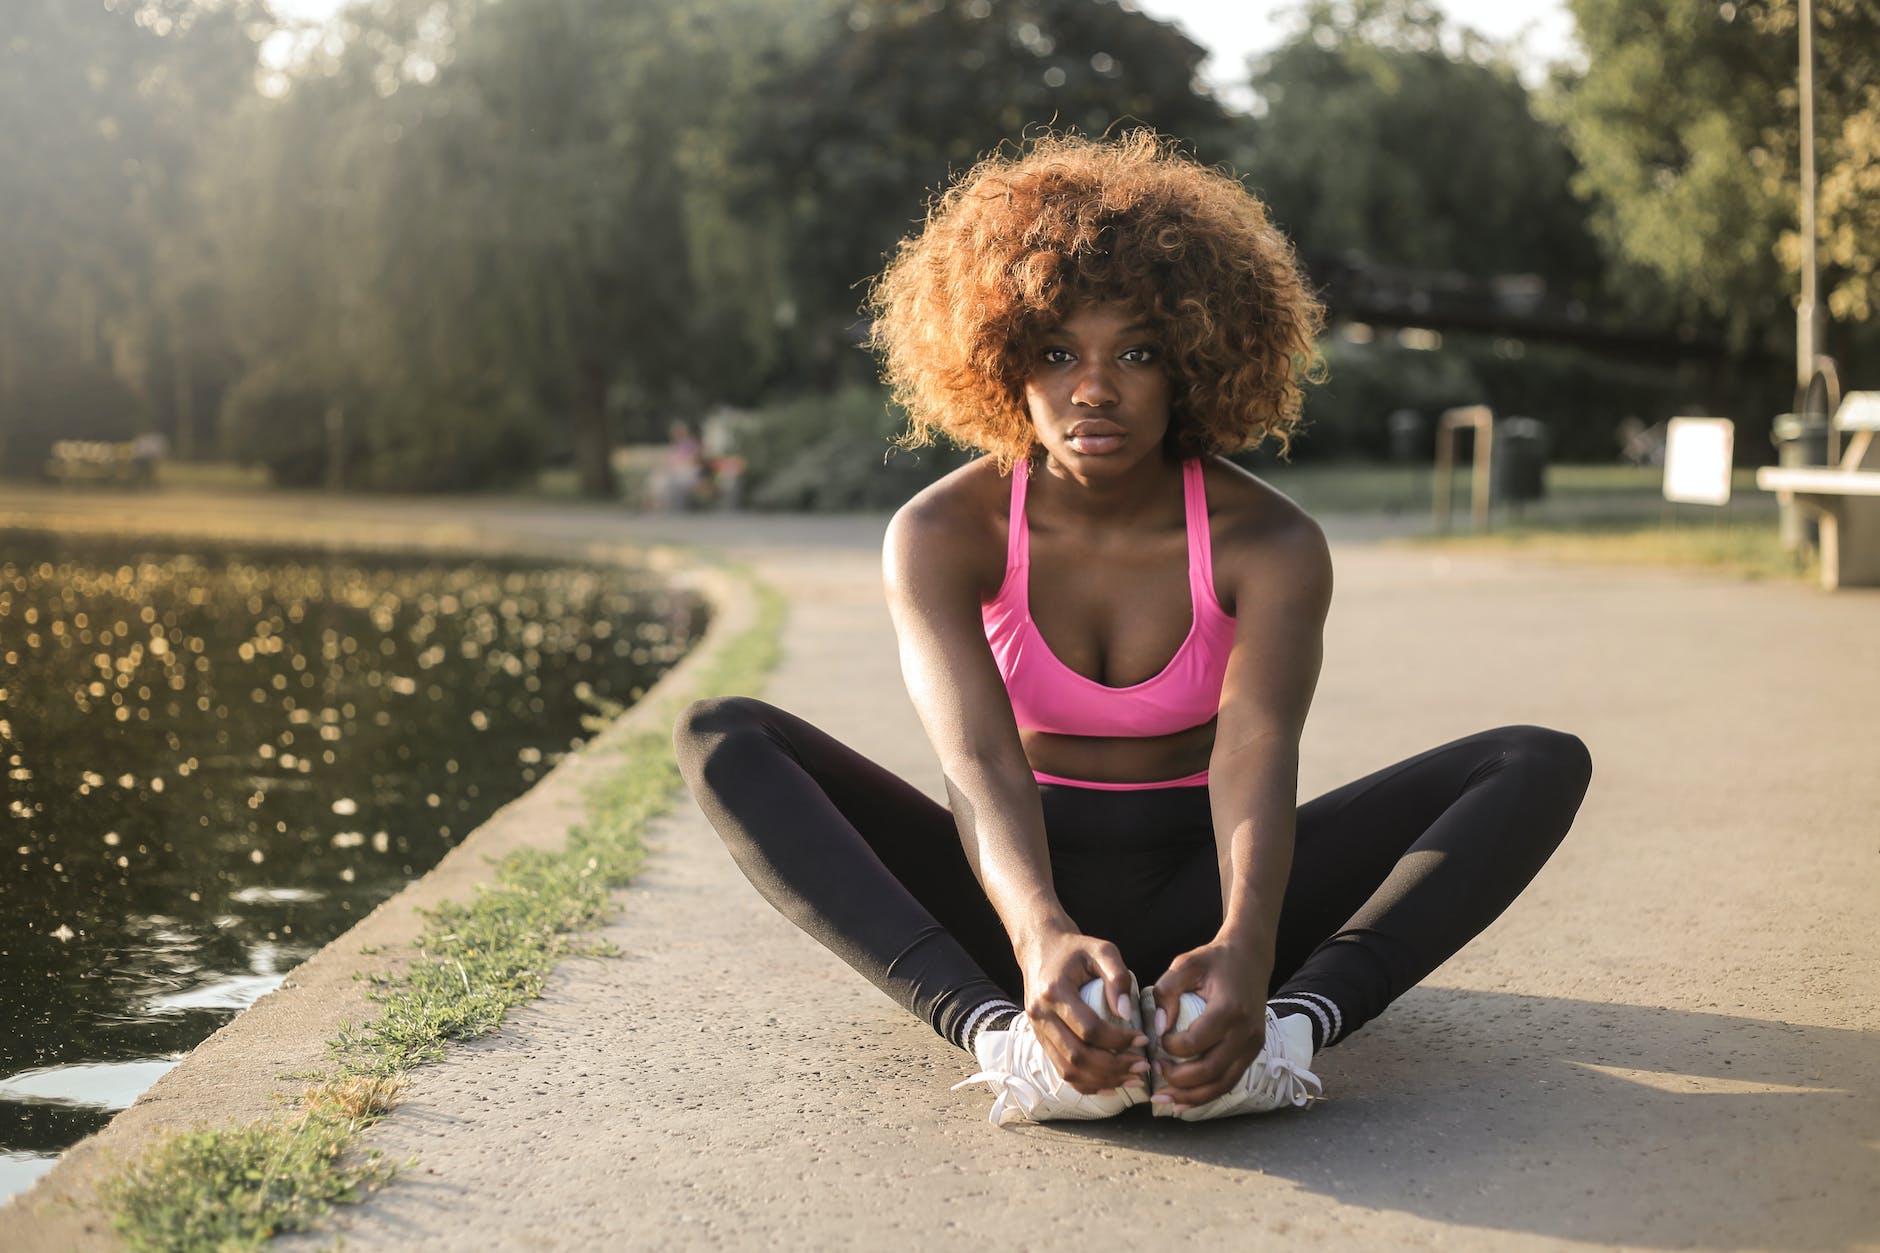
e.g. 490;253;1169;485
1198;457;1332;593
888;455;1009;541
1200;457;1323;544
883;457;1010;594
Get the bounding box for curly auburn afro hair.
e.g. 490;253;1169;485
867;131;1324;471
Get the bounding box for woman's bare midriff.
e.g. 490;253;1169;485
1020;718;1217;785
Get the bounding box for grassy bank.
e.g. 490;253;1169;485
1253;461;1773;520
1406;516;1816;582
1248;461;1814;582
103;573;784;1252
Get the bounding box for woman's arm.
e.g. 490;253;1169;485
1148;505;1333;1110
883;488;1147;1091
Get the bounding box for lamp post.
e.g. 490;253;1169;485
1797;0;1824;389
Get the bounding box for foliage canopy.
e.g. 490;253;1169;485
1555;0;1880;351
2;0;1872;491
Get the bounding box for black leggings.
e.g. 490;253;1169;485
674;697;1592;1051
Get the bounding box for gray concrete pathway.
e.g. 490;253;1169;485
3;488;1876;1251
314;515;1876;1251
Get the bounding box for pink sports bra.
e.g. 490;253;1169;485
981;457;1236;790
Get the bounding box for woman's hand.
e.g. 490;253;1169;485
1146;938;1274;1112
1015;924;1150;1096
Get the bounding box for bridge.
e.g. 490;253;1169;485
1305;253;1729;361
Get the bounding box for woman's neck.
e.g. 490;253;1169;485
1031;450;1187;532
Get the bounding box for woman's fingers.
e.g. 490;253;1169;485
1160;1000;1236;1059
1145;984;1173;1043
1151;1016;1267;1108
1141;941;1282;1110
1049;936;1148;1050
1149;956;1205;1045
1085;943;1137;1023
1016;932;1149;1093
1155;1046;1239;1098
1049;979;1147;1054
1029;1002;1146;1095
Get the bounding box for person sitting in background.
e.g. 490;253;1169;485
657;421;706;511
130;432;168;486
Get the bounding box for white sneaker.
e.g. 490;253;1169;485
951;977;1146;1127
1142;991;1323;1121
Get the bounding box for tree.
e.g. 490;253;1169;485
0;0;261;472
410;0;803;494
208;0;797;494
1554;0;1880;354
742;0;1230;389
1235;0;1602;291
203;60;388;488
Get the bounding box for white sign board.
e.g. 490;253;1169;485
1662;417;1735;506
1835;391;1880;431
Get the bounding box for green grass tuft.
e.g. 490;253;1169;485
105;566;783;1251
102;1076;401;1252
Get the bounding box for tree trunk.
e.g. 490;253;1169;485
172;316;195;461
0;334;12;475
571;361;615;499
324;403;346;492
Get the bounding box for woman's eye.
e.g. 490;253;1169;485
1122;346;1156;362
1042;347;1073;363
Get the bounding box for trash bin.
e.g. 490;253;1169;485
1770;412;1830;551
1386;409;1424;463
1492;417;1548;505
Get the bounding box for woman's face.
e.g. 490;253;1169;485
1022;302;1171;472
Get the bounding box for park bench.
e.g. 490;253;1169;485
47;440;136;485
1756;392;1880;589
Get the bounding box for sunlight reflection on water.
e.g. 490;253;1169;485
0;1059;183;1110
0;529;707;1188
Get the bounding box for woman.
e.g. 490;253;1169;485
675;133;1591;1127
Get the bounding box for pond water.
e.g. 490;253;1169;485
0;530;707;1200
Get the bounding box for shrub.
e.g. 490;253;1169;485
1276;332;1757;464
738;387;972;511
219;365;540;491
1281;338;1484;461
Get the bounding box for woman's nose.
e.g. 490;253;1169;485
1071;363;1118;407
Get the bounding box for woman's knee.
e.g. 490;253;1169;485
1495;724;1593;802
672;695;780;775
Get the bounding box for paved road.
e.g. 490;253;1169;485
4;489;1876;1251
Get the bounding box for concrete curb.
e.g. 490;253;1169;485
2;521;756;1252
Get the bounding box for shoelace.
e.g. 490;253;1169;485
1241;1051;1324;1108
951;1030;1074;1126
952;1058;1066;1125
951;1069;1037;1126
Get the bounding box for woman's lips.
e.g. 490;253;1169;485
1067;422;1126;455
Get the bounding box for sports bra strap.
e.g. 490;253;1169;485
1011;456;1215;597
1007;457;1032;571
1183;459;1216;606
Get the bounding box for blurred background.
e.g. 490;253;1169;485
5;0;1875;517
